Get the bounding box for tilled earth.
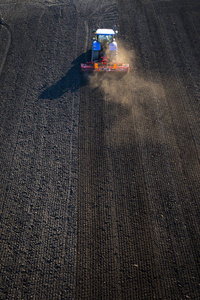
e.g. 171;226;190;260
0;0;200;299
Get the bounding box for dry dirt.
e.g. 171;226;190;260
0;0;200;299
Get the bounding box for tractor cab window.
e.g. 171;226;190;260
97;34;113;44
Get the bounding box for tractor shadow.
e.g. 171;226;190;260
39;50;91;100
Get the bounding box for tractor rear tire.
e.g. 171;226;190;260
92;50;99;62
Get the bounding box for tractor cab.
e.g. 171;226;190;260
95;29;115;44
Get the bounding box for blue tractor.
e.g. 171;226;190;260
81;28;129;72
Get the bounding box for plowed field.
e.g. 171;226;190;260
0;0;200;299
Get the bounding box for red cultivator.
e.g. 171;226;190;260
81;56;129;73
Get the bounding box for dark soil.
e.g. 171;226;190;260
0;0;199;299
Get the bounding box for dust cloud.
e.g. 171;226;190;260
90;44;165;107
89;45;166;146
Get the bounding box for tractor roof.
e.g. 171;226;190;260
96;29;115;35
